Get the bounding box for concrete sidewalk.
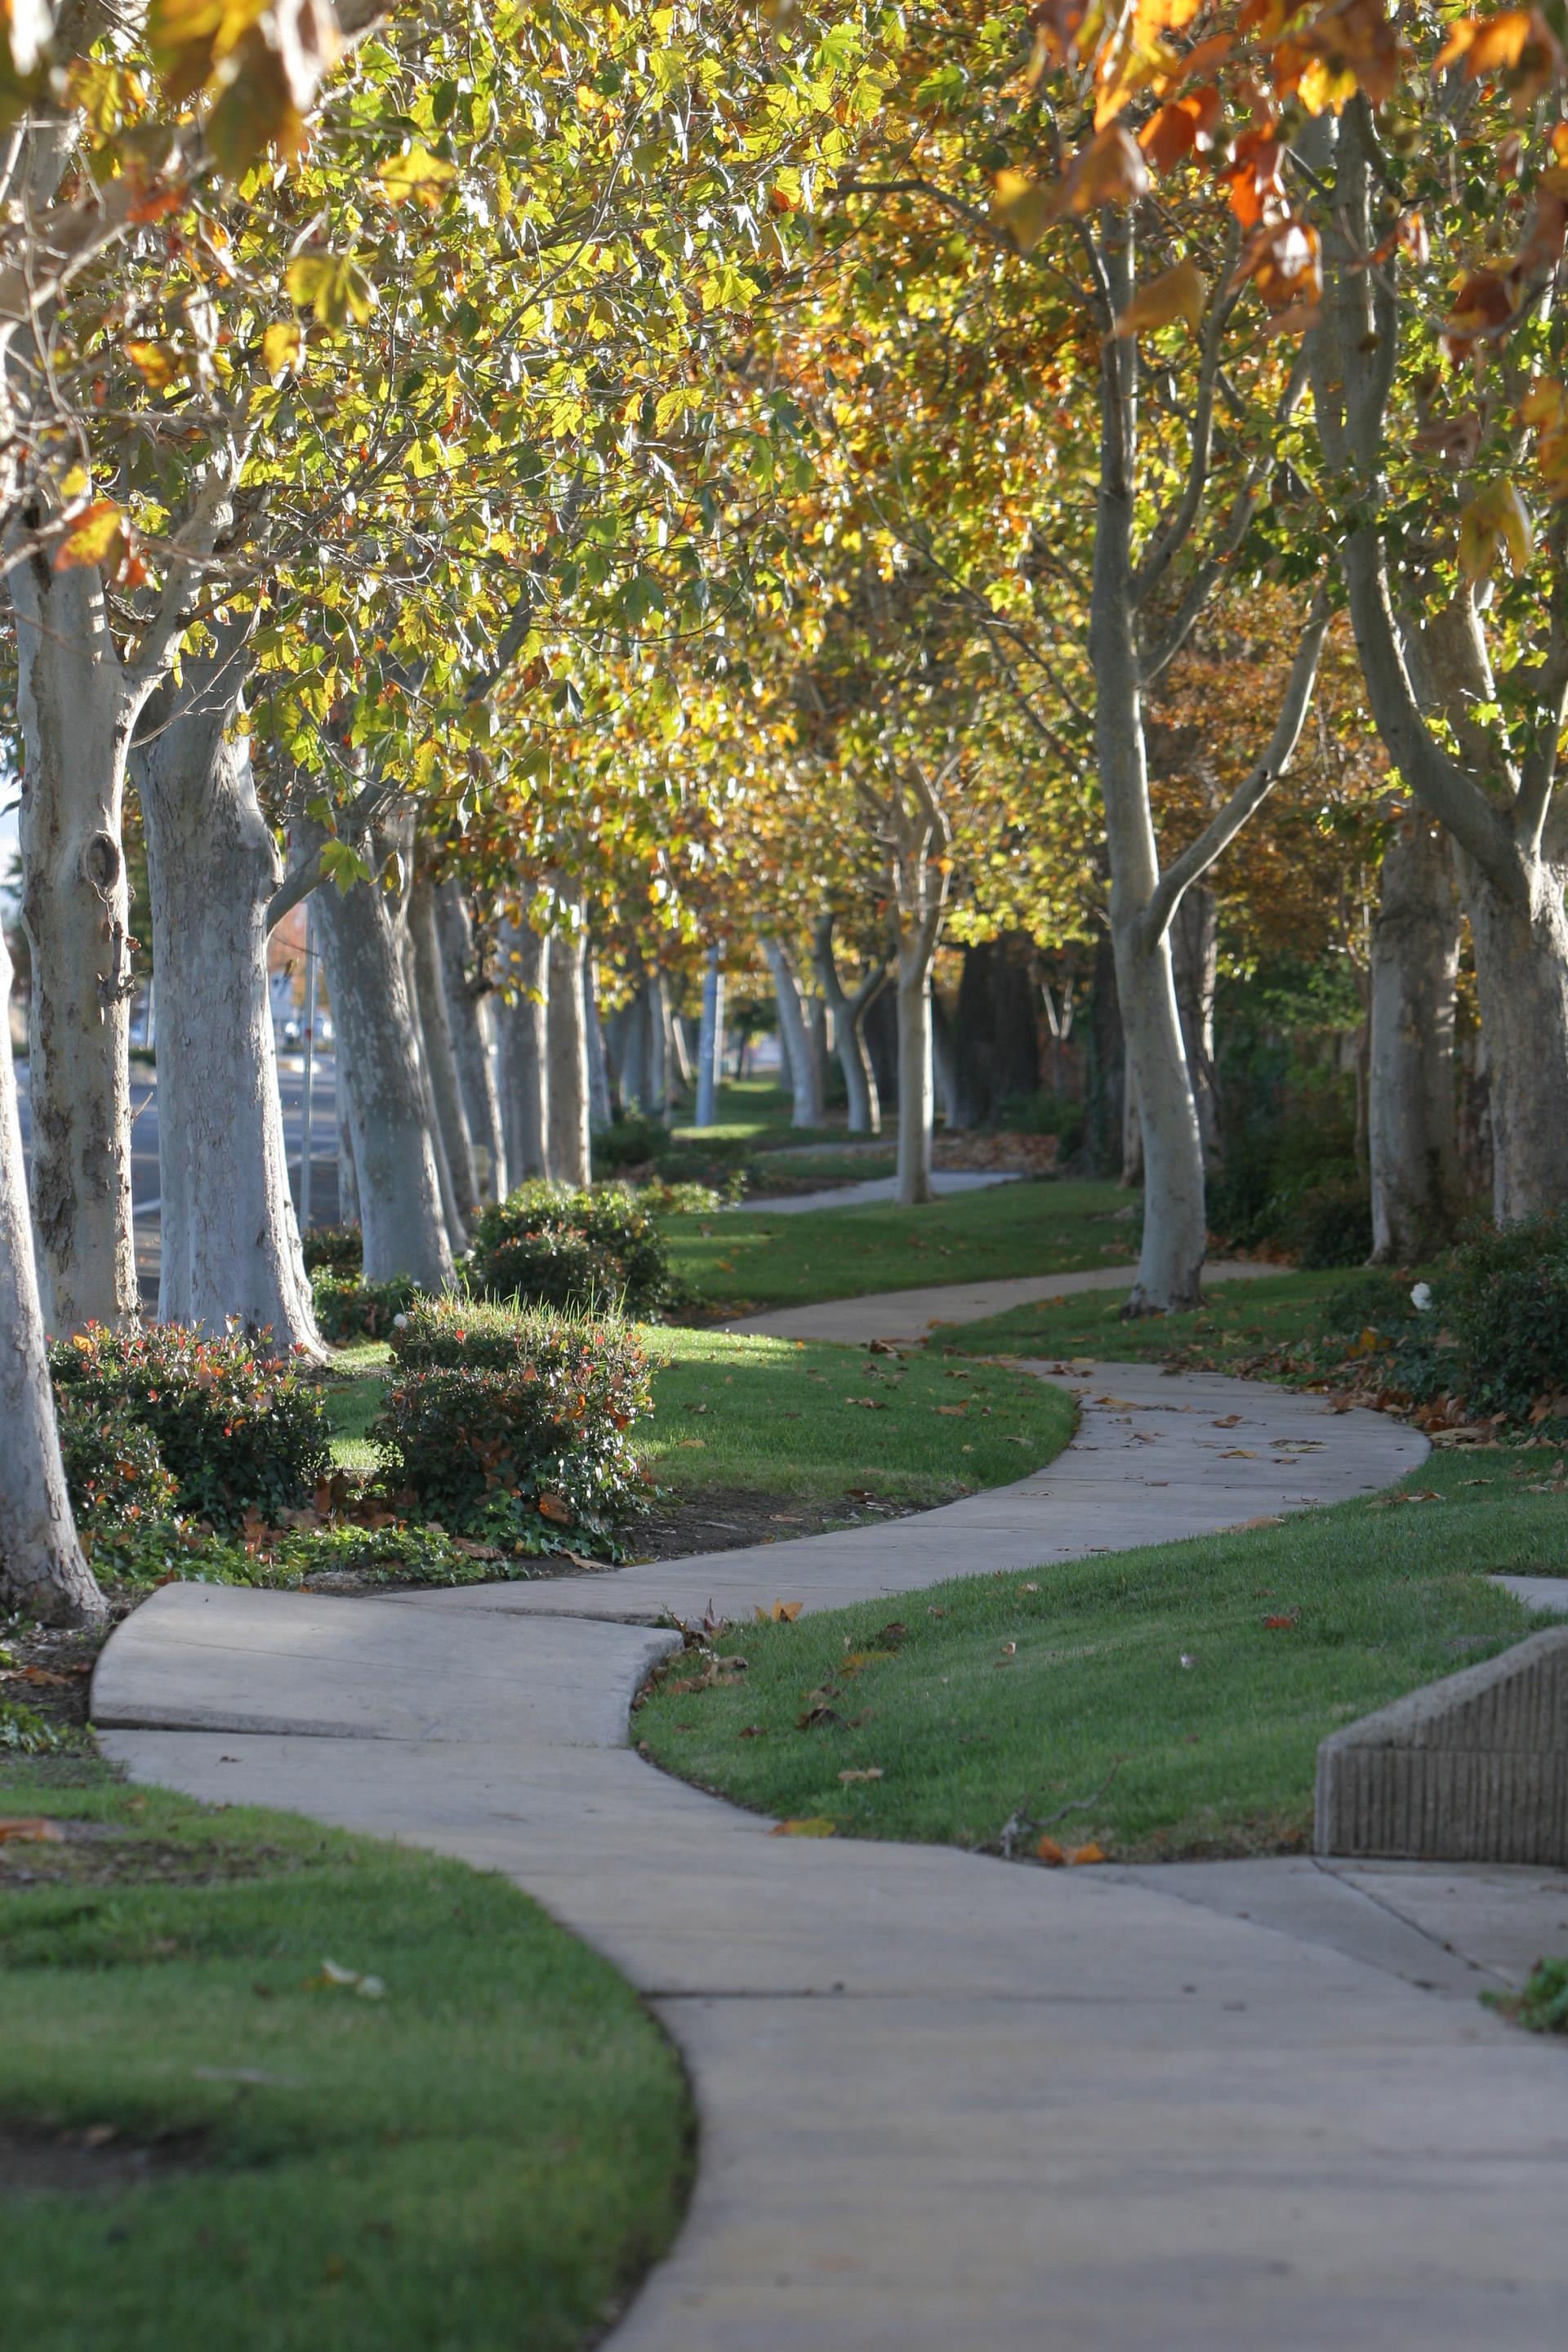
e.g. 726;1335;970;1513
96;1324;1568;2348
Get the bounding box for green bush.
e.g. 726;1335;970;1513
375;1294;652;1557
310;1268;420;1342
1284;1178;1374;1271
468;1181;670;1315
50;1322;332;1529
54;1392;180;1526
1438;1209;1568;1419
995;1089;1086;1154
301;1223;363;1275
591;1111;670;1170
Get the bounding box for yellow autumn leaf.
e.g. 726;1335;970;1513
262;320;302;375
768;1817;836;1838
125;339;183;389
377;145;457;207
53;500;125;572
1459;478;1533;581
1113;257;1207;338
991;169;1053;256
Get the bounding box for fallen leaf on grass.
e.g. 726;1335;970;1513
769;1817;835;1838
933;1404;968;1417
737;1725;765;1740
1263;1613;1299;1630
1036;1836;1107;1866
0;1818;66;1845
848;1396;889;1410
1240;1515;1284;1529
754;1599;803;1623
838;1766;884;1784
310;1958;385;1999
676;1437;706;1450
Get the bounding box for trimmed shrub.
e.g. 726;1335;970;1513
1285;1178;1374;1271
591;1111;670;1171
375;1294;652;1556
310;1269;421;1343
50;1322;332;1529
301;1223;363;1275
1438;1209;1568;1419
468;1181;670;1315
54;1392;180;1526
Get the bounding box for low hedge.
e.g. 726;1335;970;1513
468;1182;670;1315
50;1322;332;1529
301;1223;363;1275
1438;1209;1568;1419
310;1268;421;1343
375;1295;652;1557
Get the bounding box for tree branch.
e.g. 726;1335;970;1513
1141;587;1330;946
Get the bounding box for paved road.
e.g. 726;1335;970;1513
93;1292;1568;2350
15;1055;343;1294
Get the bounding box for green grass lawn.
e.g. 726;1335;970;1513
935;1269;1356;1373
0;1754;688;2352
662;1178;1131;1311
321;1330;1078;1508
636;1447;1560;1861
638;1327;1076;1503
669;1076;838;1146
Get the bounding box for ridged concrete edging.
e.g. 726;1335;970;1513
91;1271;1568;2352
1317;1626;1568;1866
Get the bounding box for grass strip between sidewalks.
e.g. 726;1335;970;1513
636;1448;1557;1862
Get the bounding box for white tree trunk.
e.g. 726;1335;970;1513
497;920;549;1181
646;970;669;1118
547;924;591;1188
310;839;453;1290
1170;884;1221;1167
1368;817;1462;1262
433;880;506;1202
402;929;467;1256
336;1050;360;1227
895;959;936;1205
1453;844;1568;1224
763;938;823;1128
0;921;104;1625
584;950;613;1132
409;876;479;1224
813;917;883;1134
12;559;139;1331
137;672;322;1352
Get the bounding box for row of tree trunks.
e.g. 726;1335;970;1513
763;938;824;1129
434;880;506;1204
546;923;591;1187
497;920;550;1181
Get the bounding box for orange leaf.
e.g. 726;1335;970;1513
1036;1835;1067;1865
53;500;125;572
0;1818;66;1844
537;1490;572;1525
1067;1842;1106;1864
769;1817;836;1838
1114;257;1207;337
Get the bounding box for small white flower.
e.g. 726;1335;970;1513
1179;1653;1195;1670
1410;1282;1433;1312
392;1312;409;1330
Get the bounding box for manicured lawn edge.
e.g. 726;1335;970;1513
635;1448;1556;1863
0;1753;692;2352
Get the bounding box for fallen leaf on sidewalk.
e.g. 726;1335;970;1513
770;1818;835;1838
1218;1448;1258;1459
1213;1414;1243;1428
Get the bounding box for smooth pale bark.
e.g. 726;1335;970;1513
667;998;693;1095
1308;105;1568;1225
694;949;724;1127
896;969;936;1205
409;878;479;1224
763;939;824;1128
403;933;467;1257
618;985;651;1113
308;835;452;1290
1368;817;1462;1262
646;970;670;1119
1169;885;1221;1167
812;916;884;1134
584;951;614;1133
136;670;321;1352
336;1051;361;1227
497;921;550;1181
11;558;140;1331
433;880;506;1202
0;920;104;1626
546;924;591;1188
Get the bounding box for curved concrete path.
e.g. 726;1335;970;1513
740;1168;1021;1214
95;1285;1568;2350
